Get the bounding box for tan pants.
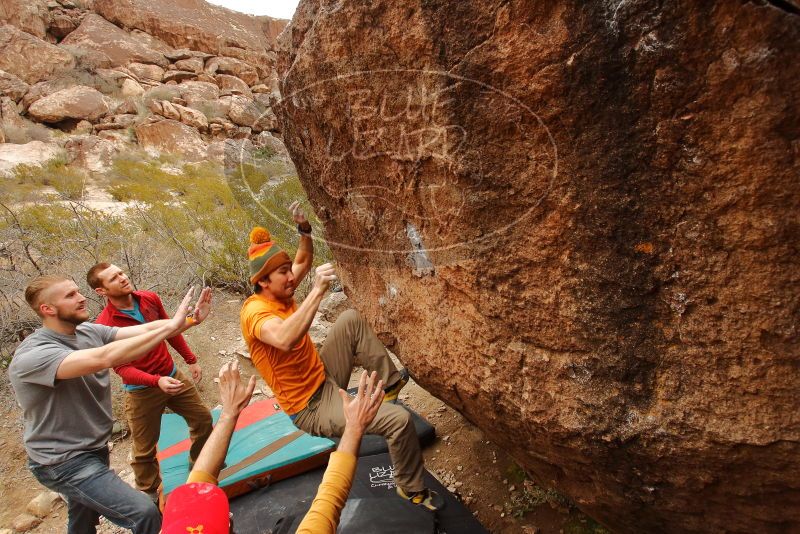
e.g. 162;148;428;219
124;368;212;492
294;309;425;492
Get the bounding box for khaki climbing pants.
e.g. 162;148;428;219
293;309;426;493
124;369;213;493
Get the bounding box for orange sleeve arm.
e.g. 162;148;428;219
295;451;357;534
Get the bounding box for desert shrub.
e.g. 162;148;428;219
2;120;54;144
0;153;333;362
253;145;276;160
12;158;87;201
0;199;146;365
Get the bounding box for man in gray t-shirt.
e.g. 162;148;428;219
9;275;212;534
10;323;117;465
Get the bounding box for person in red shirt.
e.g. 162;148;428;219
87;263;212;502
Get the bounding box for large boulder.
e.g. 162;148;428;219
0;69;29;102
60;14;168;69
27;85;109;123
0;140;64;175
48;10;80;40
215;74;251;97
178;80;220;108
92;0;287;78
127;62;166;83
227;95;275;133
0;24;75;84
147;99;206;130
276;1;800;533
205;56;259;86
134;118;207;161
21;78;77;110
0;0;49;39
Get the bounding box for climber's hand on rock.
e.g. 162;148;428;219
313;263;337;293
289;200;308;225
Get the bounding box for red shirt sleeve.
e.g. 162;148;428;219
114;363;161;388
153;293;198;365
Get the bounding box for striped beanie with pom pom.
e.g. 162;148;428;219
248;227;292;284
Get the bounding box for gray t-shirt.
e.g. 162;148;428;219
9;322;119;465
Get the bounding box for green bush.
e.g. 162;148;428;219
2;120;54;144
12;158;87;201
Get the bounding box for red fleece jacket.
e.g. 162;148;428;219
95;290;197;388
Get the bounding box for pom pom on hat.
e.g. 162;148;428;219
250;227;271;244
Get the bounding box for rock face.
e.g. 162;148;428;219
134;118;207;161
0;0;49;39
276;1;800;532
0;140;63;175
60;14;169;68
0;24;76;84
28;85;109;123
92;0;287;77
0;69;29;102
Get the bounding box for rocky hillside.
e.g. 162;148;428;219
0;0;288;174
276;1;800;533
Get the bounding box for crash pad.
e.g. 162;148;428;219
229;452;488;533
157;400;335;499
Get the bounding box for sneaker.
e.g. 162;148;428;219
396;487;446;511
383;368;409;404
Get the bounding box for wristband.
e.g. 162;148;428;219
185;315;197;326
298;223;312;236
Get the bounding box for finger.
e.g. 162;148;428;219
358;370;368;397
219;361;231;381
245;375;257;398
338;388;351;405
372;388;385;407
366;370;377;398
372;380;385;404
231;359;241;382
180;286;196;310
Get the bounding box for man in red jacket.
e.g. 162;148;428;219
88;263;212;501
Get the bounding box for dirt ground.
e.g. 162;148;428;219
0;294;606;533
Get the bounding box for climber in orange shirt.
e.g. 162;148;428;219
239;201;444;511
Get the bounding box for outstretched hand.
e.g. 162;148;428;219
168;286;213;333
190;287;213;324
218;360;257;418
168;286;196;332
339;370;384;435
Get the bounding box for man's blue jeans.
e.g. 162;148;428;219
29;446;161;534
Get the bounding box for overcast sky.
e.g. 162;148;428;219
207;0;299;20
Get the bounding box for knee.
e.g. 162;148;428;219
386;408;413;434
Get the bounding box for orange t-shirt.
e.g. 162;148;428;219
240;294;326;415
